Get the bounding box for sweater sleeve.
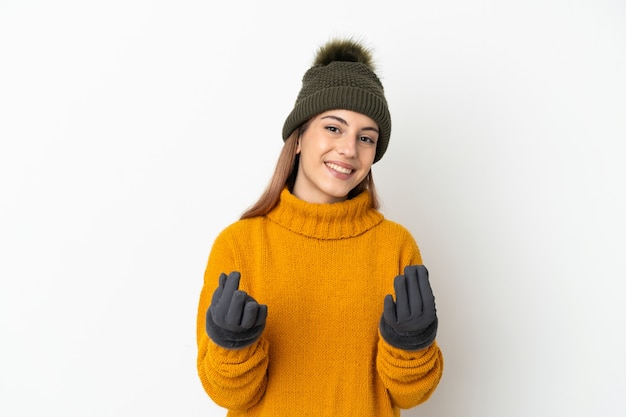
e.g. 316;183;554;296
196;224;270;411
376;339;444;409
375;223;444;409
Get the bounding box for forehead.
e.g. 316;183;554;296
315;109;378;127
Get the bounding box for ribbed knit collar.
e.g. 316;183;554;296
266;187;384;240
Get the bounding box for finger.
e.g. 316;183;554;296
255;304;268;327
240;301;259;329
219;271;241;309
218;272;228;288
416;265;436;315
225;290;246;327
394;274;410;322
211;273;228;305
404;265;423;316
383;294;397;324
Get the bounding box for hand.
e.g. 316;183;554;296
205;271;267;349
379;265;438;350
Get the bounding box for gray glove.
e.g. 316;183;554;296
205;271;267;349
379;265;438;351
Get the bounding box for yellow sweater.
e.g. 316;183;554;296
197;188;443;417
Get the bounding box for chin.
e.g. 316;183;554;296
324;189;352;202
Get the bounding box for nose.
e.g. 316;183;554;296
337;136;357;158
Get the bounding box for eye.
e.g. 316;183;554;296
326;126;340;134
359;135;376;144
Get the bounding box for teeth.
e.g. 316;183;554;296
326;163;352;175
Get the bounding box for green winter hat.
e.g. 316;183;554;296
282;39;392;163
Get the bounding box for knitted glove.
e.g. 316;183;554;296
205;271;267;349
379;265;438;351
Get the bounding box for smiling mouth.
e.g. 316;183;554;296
326;162;353;175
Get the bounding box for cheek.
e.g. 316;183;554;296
361;147;376;166
301;138;331;158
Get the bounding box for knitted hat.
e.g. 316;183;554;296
282;39;391;163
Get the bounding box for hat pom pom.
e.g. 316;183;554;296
313;38;375;71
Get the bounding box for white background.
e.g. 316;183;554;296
1;1;625;416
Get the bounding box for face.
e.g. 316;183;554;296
292;109;379;204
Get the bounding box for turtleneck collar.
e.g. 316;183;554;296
266;187;384;240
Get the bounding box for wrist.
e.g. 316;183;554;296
378;316;438;351
206;308;266;350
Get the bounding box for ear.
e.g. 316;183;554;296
295;139;301;154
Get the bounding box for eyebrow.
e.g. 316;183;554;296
320;115;380;134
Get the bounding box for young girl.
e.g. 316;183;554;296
196;38;443;417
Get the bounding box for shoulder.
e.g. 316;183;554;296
377;217;416;239
220;217;262;233
366;216;423;264
376;217;421;249
215;216;263;238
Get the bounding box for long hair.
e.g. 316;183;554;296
240;123;380;220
